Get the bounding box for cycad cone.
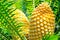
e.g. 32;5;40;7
13;9;30;33
12;9;30;40
28;2;55;40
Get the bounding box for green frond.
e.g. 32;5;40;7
0;28;12;40
42;34;58;40
0;0;26;40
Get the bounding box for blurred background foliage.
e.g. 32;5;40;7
0;0;60;40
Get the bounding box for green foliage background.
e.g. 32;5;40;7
0;0;60;40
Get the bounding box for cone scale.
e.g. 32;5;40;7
28;2;55;40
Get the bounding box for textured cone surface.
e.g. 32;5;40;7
28;2;55;40
12;9;30;40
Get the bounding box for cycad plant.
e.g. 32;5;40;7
0;0;60;40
